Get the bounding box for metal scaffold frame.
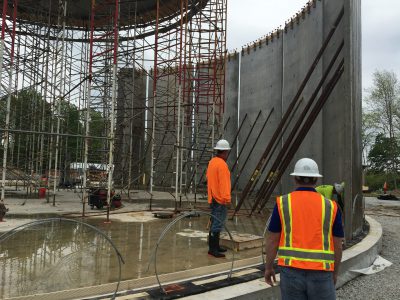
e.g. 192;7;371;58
0;0;227;214
0;0;17;202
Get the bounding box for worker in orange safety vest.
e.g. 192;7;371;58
206;139;231;258
264;158;344;300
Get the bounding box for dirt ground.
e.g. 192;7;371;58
337;196;400;299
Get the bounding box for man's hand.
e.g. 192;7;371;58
264;231;280;286
264;267;276;286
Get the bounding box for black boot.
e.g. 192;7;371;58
215;232;227;253
208;232;225;258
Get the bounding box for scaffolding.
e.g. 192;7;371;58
0;0;227;213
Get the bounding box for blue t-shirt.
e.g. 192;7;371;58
267;187;345;238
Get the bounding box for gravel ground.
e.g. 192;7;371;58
337;199;400;299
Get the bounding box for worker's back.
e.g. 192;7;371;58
206;156;231;204
276;190;338;271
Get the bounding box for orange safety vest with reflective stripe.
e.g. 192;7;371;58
276;191;338;271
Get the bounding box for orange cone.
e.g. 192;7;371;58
383;182;388;194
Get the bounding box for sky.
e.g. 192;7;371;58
227;0;400;96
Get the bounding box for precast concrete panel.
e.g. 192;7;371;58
224;53;239;169
115;69;147;186
224;0;362;238
236;39;283;193
281;3;324;194
350;0;363;237
151;71;180;187
322;0;362;239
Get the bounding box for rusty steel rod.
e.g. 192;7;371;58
256;61;345;214
247;98;303;200
230;110;262;172
252;40;344;209
232;7;344;216
227;113;249;160
231;108;274;189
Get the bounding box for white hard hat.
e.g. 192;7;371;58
214;139;231;150
334;182;344;194
290;158;323;178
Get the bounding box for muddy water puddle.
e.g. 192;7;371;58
0;214;266;298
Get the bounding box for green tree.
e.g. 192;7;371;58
0;89;52;171
364;70;400;188
368;134;400;188
364;70;400;138
362;112;378;165
88;109;106;162
1;89;110;176
58;103;108;183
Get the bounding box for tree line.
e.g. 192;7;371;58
362;70;400;191
0;89;107;183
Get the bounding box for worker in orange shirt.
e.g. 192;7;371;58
264;158;344;299
206;139;231;258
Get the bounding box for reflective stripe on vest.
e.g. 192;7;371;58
278;193;292;265
277;193;335;269
322;193;334;269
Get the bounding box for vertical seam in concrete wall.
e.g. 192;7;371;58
238;53;242;164
145;73;149;144
280;30;285;194
236;52;242;207
350;0;354;237
321;0;325;175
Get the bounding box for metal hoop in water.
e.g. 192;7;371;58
148;210;236;294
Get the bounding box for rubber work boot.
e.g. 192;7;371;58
208;231;227;251
208;232;225;258
215;232;227;252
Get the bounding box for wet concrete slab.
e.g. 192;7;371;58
0;190;267;299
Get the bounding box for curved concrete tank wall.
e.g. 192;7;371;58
224;0;362;239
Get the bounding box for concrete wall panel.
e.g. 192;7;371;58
224;53;239;166
280;3;324;193
236;38;283;192
115;69;147;186
321;0;363;239
224;0;362;237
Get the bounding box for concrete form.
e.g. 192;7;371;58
224;0;362;239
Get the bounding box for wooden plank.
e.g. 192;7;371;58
219;233;264;251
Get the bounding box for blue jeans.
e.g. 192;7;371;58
210;200;227;232
279;267;336;300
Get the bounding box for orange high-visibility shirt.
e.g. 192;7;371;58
206;156;231;205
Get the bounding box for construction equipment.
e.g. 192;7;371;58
88;188;114;209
